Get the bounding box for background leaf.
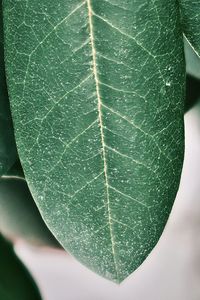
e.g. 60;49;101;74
4;159;24;178
0;0;17;175
0;234;42;300
4;0;185;282
0;177;60;247
185;75;200;112
180;0;200;57
184;38;200;79
184;38;200;112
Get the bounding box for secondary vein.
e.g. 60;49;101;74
86;0;119;279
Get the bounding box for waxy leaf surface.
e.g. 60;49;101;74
4;0;185;282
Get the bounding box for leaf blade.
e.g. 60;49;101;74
4;0;185;282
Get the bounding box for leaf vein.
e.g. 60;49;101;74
47;118;98;173
86;0;119;280
108;185;148;208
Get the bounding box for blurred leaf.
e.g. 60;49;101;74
0;178;60;247
0;234;42;300
185;75;200;112
5;159;25;178
184;38;200;79
184;35;200;111
180;0;200;58
0;0;17;175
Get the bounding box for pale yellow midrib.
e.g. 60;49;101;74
86;0;119;279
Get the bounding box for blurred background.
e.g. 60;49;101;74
2;40;198;300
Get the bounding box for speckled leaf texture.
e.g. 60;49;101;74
3;0;185;282
180;0;200;57
0;0;16;175
0;234;42;300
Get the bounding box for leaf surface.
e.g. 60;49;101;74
4;0;185;282
0;234;42;300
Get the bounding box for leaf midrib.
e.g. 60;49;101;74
86;0;119;279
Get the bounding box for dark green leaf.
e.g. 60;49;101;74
3;0;185;282
0;178;60;247
0;0;17;175
0;234;42;300
185;75;200;112
184;38;200;79
5;159;24;178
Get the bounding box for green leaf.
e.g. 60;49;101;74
0;0;17;175
184;38;200;79
0;234;42;300
4;159;25;178
185;75;200;112
184;37;200;111
0;177;60;247
180;0;200;57
3;0;185;282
